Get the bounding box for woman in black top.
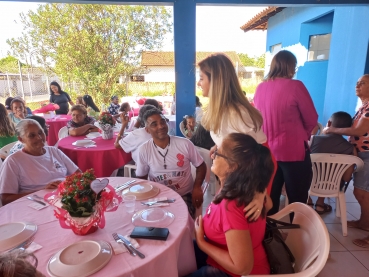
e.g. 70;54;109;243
49;81;74;114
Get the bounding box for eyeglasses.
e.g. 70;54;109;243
213;149;228;160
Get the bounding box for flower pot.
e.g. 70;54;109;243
102;128;114;140
69;216;100;236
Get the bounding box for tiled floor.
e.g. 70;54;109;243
202;183;369;277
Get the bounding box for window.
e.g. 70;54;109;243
308;34;331;61
270;43;282;56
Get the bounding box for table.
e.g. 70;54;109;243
46;115;72;146
58;135;132;178
0;177;196;277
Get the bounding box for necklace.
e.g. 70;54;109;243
153;138;170;169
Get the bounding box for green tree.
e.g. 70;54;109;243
238;53;255;67
7;4;172;104
237;53;265;69
255;54;265;69
0;56;25;73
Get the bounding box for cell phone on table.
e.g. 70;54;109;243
130;227;169;241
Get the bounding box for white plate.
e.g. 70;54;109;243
86;132;101;139
122;182;160;200
132;208;175;227
72;140;96;146
47;240;112;277
0;222;37;252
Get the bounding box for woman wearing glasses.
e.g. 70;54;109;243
197;53;276;220
188;133;273;277
254;50;318;215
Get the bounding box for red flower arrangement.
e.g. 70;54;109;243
98;112;116;127
44;169;122;235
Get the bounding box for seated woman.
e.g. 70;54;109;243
0;119;80;205
9;115;49;155
189;133;274;277
8;98;26;125
82;95;100;118
0;103;17;154
67;105;99;136
0;250;45;277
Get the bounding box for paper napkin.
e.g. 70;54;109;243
110;235;140;255
28;202;49;210
25;242;42;253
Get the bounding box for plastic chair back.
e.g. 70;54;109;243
0;141;17;158
58;126;69;140
179;121;189;138
248;202;330;277
310;153;363;197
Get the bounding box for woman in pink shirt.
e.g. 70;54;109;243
254;50;318;215
188;133;274;277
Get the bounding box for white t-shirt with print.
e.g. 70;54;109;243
210;105;267;147
0;146;78;194
135;136;204;196
119;128;152;163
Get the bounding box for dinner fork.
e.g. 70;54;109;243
112;233;136;256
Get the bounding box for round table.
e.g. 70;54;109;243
46;115;72;146
0;178;196;277
58;135;132;178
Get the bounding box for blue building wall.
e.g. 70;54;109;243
267;6;369;124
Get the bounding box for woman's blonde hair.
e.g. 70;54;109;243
198;53;262;134
266;50;297;80
0;251;40;277
0;103;16;137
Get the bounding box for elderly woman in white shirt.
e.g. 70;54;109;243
0;119;80;205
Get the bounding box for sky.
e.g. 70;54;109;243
0;2;267;59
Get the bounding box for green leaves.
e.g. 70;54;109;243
7;3;172;104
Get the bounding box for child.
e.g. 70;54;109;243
182;115;197;139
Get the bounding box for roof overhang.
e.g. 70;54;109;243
240;6;285;32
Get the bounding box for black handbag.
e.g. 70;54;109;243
263;217;300;274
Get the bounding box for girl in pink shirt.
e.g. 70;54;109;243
188;133;274;277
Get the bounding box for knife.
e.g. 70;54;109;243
118;234;145;259
112;234;136;256
26;196;46;206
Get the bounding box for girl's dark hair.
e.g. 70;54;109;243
195;96;202;107
120;102;130;112
190;124;215;150
49;81;63;95
82;95;100;112
213;133;274;217
182;115;195;130
28;115;49;136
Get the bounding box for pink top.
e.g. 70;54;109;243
203;199;269;276
254;78;318;161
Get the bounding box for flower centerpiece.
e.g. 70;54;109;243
97;112;116;139
44;169;121;235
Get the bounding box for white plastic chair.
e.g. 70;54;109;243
0;141;17;159
309;153;364;236
123;163;137;177
248;202;330;277
195;146;219;195
58;126;69;140
179;121;190;138
191;163;209;218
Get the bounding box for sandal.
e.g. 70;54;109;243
307;202;314;208
315;203;332;215
353;236;369;248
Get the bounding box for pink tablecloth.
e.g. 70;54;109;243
46;115;72;146
58;135;132;178
0;177;196;277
